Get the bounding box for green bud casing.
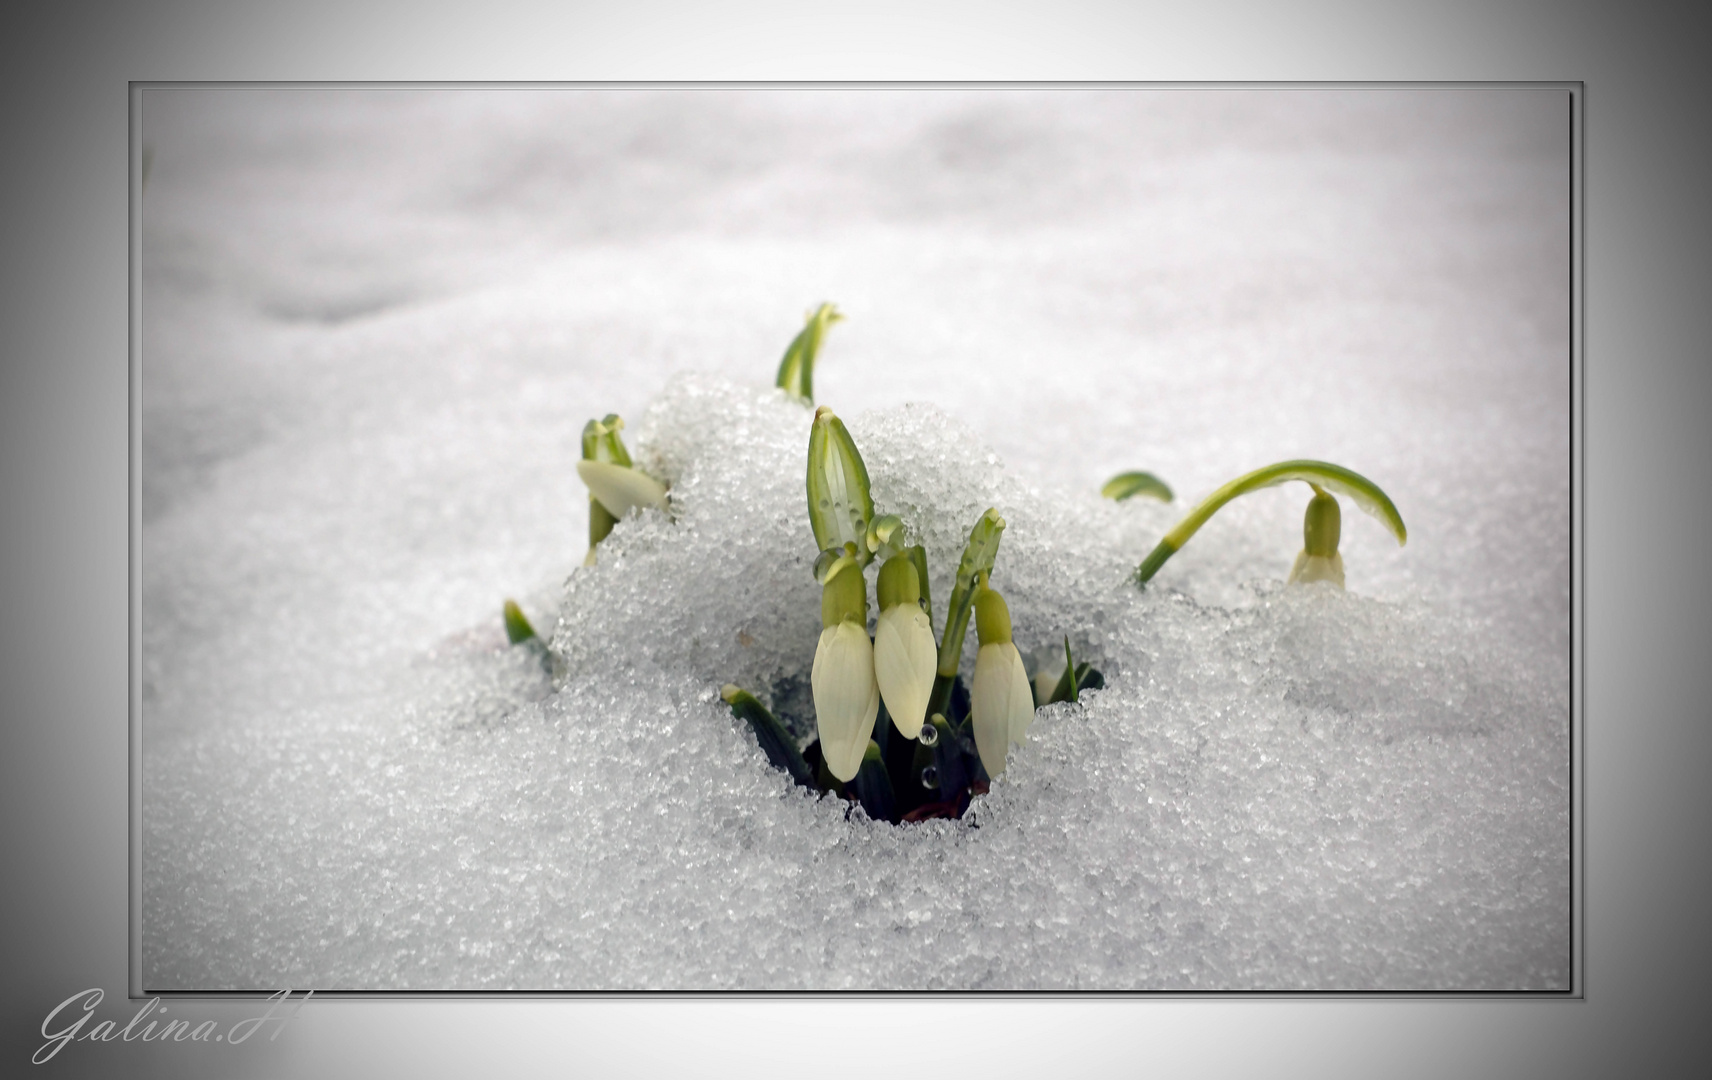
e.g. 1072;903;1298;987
806;407;875;562
820;555;868;629
1303;488;1342;557
973;583;1013;646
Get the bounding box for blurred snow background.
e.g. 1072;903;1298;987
140;88;1569;989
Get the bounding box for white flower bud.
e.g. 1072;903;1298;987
971;641;1034;778
874;604;936;740
811;620;880;783
576;459;668;519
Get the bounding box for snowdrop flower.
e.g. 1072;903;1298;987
873;553;936;740
1134;460;1404;588
811;553;879;783
1286;487;1345;588
578;414;667;565
969;579;1034;778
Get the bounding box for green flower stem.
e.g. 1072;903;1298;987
775;303;844;403
1049;635;1079;704
905;544;933;625
1134;459;1406;586
926;508;1006;719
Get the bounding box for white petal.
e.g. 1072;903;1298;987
576;460;668;519
1006;646;1037;744
874;605;936;740
972;641;1032;777
1287;550;1345;588
811;622;879;782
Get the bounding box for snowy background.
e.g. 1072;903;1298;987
139;88;1569;990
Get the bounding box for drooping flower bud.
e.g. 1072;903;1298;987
1287;486;1346;588
969;580;1034;778
1133;460;1404;588
873;553;937;740
811;556;878;783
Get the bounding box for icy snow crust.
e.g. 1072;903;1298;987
141;89;1570;990
147;376;1567;990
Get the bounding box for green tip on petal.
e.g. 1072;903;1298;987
1134;459;1405;586
775;302;845;403
1102;471;1174;503
805;407;875;563
502;599;536;644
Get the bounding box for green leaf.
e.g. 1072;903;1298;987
1102;471;1174;502
805;407;875;564
1135;459;1406;586
937;508;1006;678
502;599;537;644
775;302;844;402
1049;636;1079;704
926;509;1006;719
722;685;815;789
580;414;633;466
854;740;897;823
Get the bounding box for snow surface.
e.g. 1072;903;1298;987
140;88;1570;989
